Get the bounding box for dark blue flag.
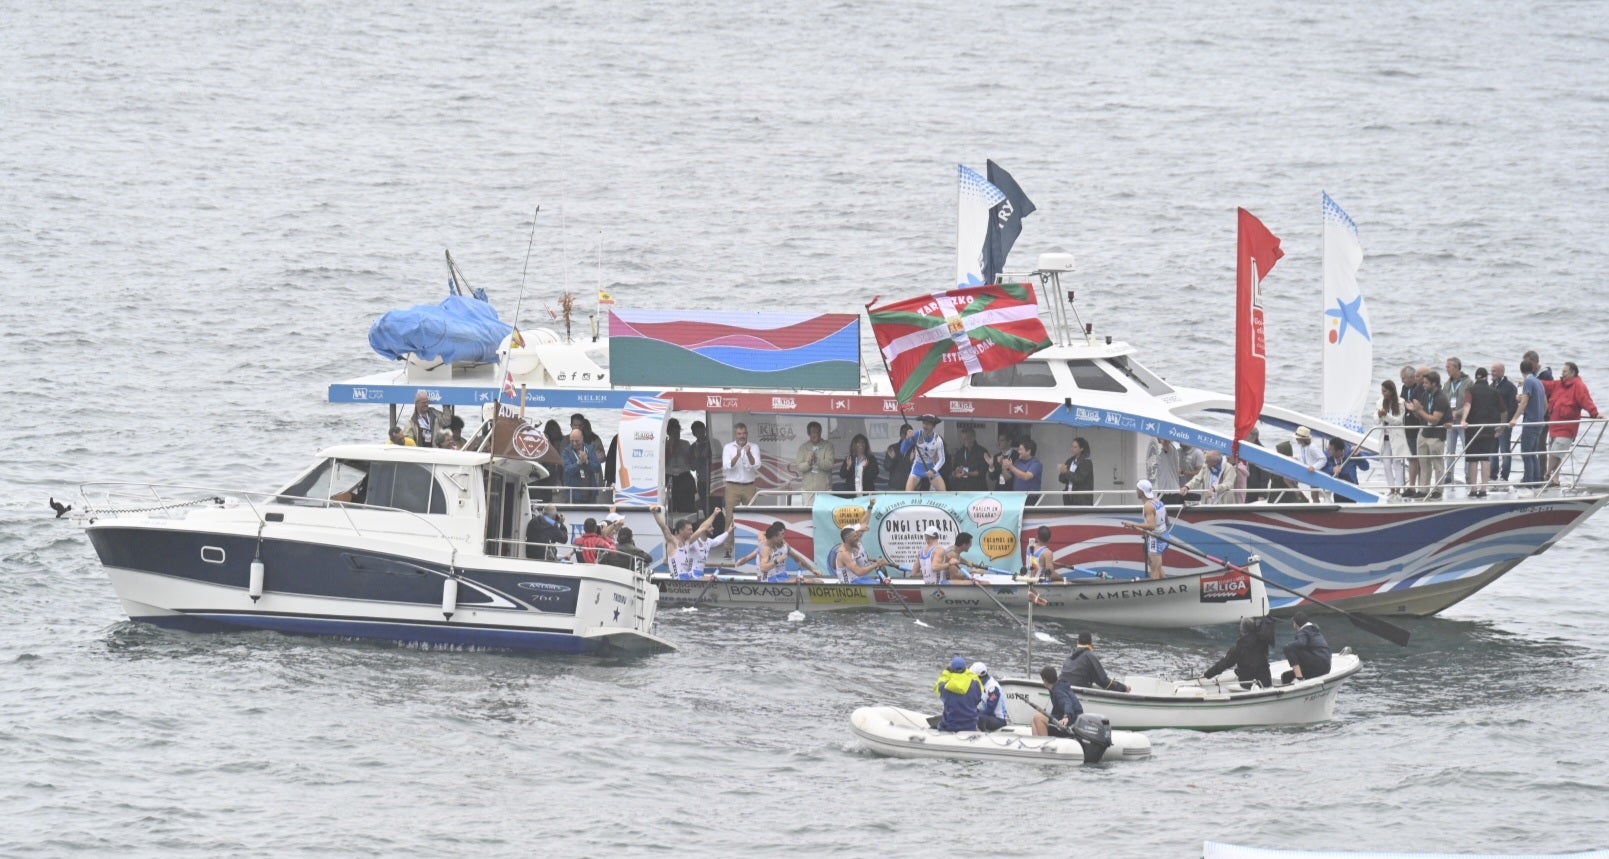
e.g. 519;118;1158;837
981;160;1037;285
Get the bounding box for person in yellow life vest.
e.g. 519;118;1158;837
388;426;416;446
933;656;983;732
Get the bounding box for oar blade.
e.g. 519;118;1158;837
1347;611;1412;647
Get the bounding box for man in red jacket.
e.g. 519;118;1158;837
1541;362;1600;487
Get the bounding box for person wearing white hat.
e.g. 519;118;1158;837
917;526;945;583
971;662;1009;731
901;414;948;492
1292;426;1327;502
1122;478;1170;579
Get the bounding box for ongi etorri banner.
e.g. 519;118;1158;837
608;310;860;390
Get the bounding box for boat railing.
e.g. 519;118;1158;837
481;534;652;573
79;482;464;561
1333;417;1606;499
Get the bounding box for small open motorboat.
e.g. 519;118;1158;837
1000;651;1362;731
849;705;1151;764
1202;841;1609;859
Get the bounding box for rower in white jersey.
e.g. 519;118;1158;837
916;528;945;583
651;505;731;579
735;521;820;581
900;414;948;491
1121;479;1171;580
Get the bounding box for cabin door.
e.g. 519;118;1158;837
482;471;526;557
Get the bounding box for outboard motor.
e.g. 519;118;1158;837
1070;713;1113;764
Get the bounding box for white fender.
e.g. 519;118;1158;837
441;578;458;620
248;559;265;602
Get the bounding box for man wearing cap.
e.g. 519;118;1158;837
933;656;983;732
1291;426;1327;502
1122;479;1170;579
1280;611;1333;685
972;662;1009;731
901;414;948;492
1059;631;1131;692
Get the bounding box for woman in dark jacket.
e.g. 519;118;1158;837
838;434;879;494
1203;616;1276;688
1059;436;1095;505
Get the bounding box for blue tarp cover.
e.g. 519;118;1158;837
368;295;512;364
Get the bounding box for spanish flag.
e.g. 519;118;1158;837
597;290;616;305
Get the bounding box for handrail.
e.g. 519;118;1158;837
80;481;462;558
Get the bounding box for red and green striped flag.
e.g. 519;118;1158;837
867;282;1052;403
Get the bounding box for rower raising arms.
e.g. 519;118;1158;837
651;504;731;579
832;497;884;583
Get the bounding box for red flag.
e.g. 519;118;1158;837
867;282;1051;403
1234;208;1284;454
501;371;519;404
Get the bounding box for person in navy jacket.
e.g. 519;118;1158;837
933;656;983;732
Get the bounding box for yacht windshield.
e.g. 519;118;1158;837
1108;355;1173;395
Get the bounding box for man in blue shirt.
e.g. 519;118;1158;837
1509;359;1549;488
1004;438;1043;505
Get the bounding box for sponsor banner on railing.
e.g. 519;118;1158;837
609;309;861;390
811;492;1025;574
614;396;669;506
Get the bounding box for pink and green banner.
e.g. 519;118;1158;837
608;310;860;390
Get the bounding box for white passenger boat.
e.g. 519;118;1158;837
1000;651;1362;730
329;189;1608;620
79;444;672;655
849;705;1150;764
652;563;1268;628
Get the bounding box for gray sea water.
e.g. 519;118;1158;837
3;1;1608;856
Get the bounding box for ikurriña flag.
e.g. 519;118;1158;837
868;282;1052;404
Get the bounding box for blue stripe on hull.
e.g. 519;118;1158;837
133;612;598;654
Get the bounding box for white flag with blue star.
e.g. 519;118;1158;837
1321;192;1371;432
956;164;1007;289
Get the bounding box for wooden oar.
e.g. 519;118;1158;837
1165;537;1412;647
876;566;931;628
1023;698;1073;738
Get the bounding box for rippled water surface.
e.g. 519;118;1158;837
3;1;1608;856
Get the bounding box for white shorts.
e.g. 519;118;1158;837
1547;436;1574;455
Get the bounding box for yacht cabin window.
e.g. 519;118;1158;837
276;459;447;514
1066;360;1128;393
969;361;1058;388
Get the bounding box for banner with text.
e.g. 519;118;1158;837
613;396;670;506
811;492;1026;574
